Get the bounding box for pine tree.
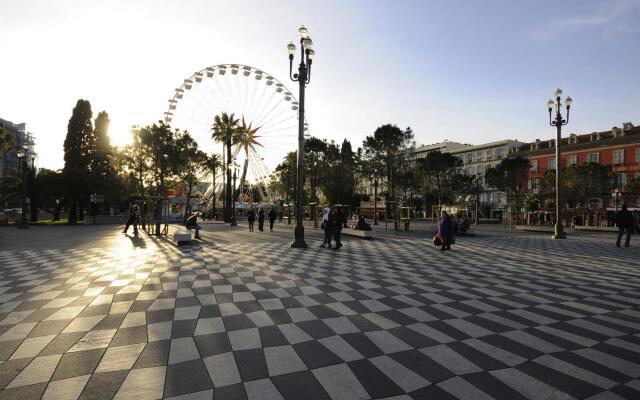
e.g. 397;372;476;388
63;99;94;223
93;111;112;176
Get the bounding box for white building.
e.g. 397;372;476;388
0;117;36;179
449;139;522;218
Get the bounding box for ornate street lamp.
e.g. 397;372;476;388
16;143;30;229
547;88;572;239
230;163;238;226
288;25;315;248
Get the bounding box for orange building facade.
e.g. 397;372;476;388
519;122;640;224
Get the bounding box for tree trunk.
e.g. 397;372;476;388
68;199;77;224
211;166;217;219
30;202;38;222
184;181;193;222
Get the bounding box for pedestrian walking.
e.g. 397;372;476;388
268;208;276;232
185;213;201;239
615;204;634;247
258;207;265;232
435;210;453;251
321;207;334;248
247;208;255;232
333;207;343;250
123;203;140;235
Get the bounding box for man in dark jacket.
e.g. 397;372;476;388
257;208;265;232
333;207;344;250
615;204;633;247
268;208;277;232
436;210;453;251
247;209;255;232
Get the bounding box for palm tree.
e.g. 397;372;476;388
232;116;262;201
203;153;222;219
211;112;239;222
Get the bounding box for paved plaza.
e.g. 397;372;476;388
0;224;639;400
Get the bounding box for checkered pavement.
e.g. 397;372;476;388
1;231;640;399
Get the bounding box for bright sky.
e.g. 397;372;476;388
1;0;639;170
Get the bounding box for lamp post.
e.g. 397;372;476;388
230;163;238;226
372;174;379;225
288;25;315;248
547;88;572;240
16;143;30;229
612;188;621;213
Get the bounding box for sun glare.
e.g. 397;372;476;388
108;119;134;147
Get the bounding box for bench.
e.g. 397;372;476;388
173;229;192;245
342;228;377;239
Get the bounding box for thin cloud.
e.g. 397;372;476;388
529;0;640;39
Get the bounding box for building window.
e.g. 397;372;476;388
588;153;599;163
548;159;556;170
496;193;502;204
466;154;473;163
613;173;627;188
613;149;624;165
635;148;640;162
567;155;577;166
496;149;504;159
528;179;540;194
530;160;538;172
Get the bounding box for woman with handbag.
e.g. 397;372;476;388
435;210;454;251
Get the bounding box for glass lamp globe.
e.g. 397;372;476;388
287;42;296;55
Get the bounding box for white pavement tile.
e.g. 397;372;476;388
120;311;146;328
10;334;56;359
245;378;284;400
6;354;62;388
229;328;261;351
42;374;91;400
203;352;241;387
69;329;117;352
147;321;172;342
169;337;200;365
319;335;364;362
193;317;225;336
62;315;106;333
312;363;371;400
264;345;307;376
114;366;166;400
420;344;482;375
370;355;430;393
491;368;574;400
96;343;146;373
438;376;494;400
365;331;412;354
278;323;313;345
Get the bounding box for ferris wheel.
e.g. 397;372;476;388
163;64;304;203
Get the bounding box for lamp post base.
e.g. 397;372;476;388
551;225;566;240
291;225;307;248
230;218;237;227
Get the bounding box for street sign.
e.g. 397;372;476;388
90;194;105;203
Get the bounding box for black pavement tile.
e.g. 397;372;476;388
128;300;154;312
0;358;32;390
215;294;233;304
0;382;47;400
39;332;85;356
348;359;404;399
593;343;640;364
93;314;126;330
447;341;510;371
158;290;178;299
612;384;640;400
388;326;440;348
553;352;631;383
20;308;58;323
176;296;201;308
194;332;232;358
78;304;111;317
346;315;380;332
78;370;129;400
265;310;293;325
482;334;543;360
391;350;455;383
272;371;331;400
516;361;602;399
13;300;49;312
464;372;529;400
164;359;213;398
410;384;461;400
0;340;21;361
526;327;584;351
223;315;256;331
234;349;269;381
213;382;247;399
133;340;170;368
466;315;514;333
171;320;197;338
293;341;342;370
198;305;221;318
110;325;147;346
259;326;289;348
52;348;105;381
547;322;610;342
146;309;174;323
235;301;262;314
307;305;342;320
113;293;138;302
280;297;303;309
425;320;470;341
296;320;334;339
341;333;384;358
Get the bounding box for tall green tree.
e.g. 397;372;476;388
484;156;530;215
304;136;328;205
362;124;414;227
272;151;297;205
417;150;463;206
92;111;112;177
63;99;95;223
540;162;611;208
175;132;206;220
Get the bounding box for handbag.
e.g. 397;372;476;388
433;235;442;246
